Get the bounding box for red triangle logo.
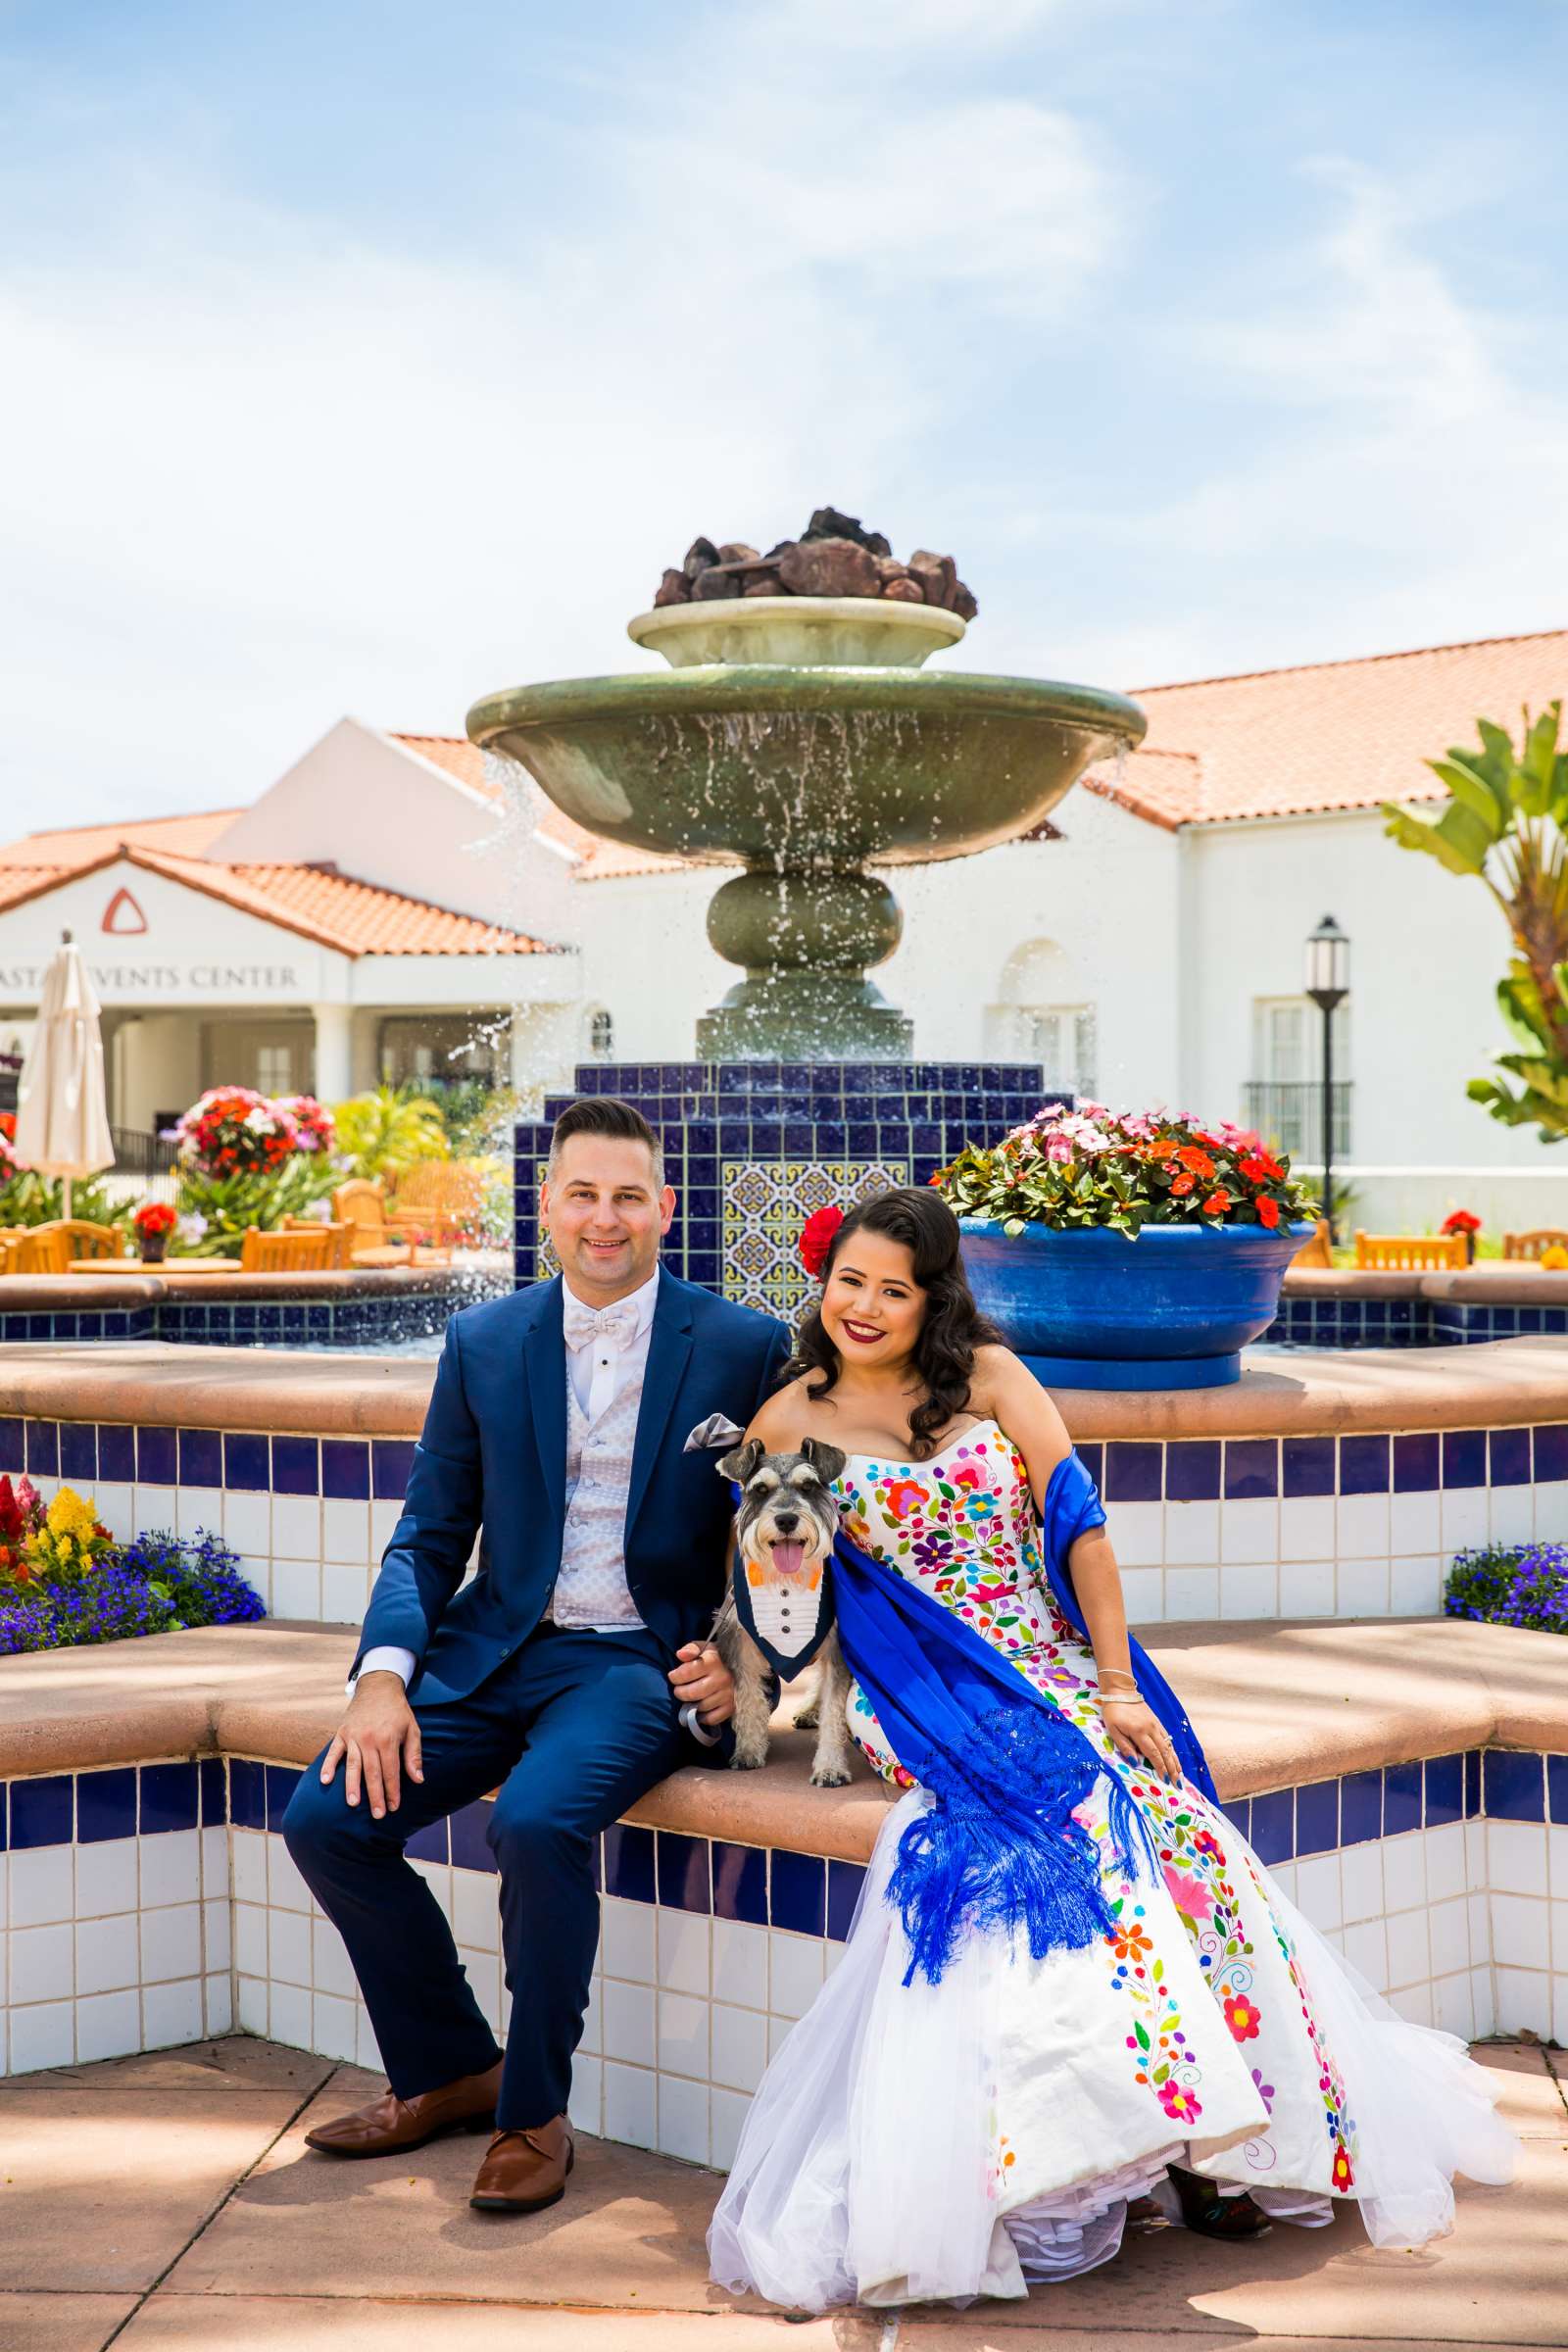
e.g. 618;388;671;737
102;887;148;936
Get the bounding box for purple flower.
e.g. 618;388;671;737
1445;1542;1568;1635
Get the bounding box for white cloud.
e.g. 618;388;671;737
0;6;1125;831
1015;160;1568;686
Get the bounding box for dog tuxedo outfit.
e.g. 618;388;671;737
285;1267;789;2134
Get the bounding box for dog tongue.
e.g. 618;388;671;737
770;1542;806;1576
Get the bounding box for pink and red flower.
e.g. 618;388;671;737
1157;2080;1203;2126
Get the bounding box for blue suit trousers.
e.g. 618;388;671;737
283;1621;685;2129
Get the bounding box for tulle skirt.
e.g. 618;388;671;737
709;1788;1516;2312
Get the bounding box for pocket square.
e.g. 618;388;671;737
684;1412;746;1454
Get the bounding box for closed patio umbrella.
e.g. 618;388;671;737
13;930;114;1219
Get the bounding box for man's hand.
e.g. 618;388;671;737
668;1642;735;1729
319;1671;423;1819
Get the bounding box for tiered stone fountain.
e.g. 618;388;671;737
468;515;1146;1315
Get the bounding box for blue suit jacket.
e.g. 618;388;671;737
355;1269;791;1713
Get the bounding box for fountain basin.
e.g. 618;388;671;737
626;595;967;669
468;665;1144;866
471;664;1143;1054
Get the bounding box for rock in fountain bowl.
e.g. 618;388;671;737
467;513;1146;1061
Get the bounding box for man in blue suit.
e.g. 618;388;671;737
284;1097;789;2213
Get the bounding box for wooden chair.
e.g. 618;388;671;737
0;1227;25;1275
329;1179;412;1265
13;1224;76;1274
239;1226;341;1273
281;1216;354;1268
53;1219;127;1261
1289;1219;1334;1269
1502;1229;1568;1262
388;1158;486;1252
1353;1230;1469;1271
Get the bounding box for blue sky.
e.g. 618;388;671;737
3;0;1566;827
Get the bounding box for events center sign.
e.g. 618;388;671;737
0;876;318;1003
0;959;304;998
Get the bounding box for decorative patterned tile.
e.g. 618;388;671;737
720;1157;908;1318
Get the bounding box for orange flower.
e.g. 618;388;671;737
1201;1190;1230;1217
1170;1172;1197;1197
1176;1146;1215;1179
1255;1194;1280;1229
1111;1920;1152;1961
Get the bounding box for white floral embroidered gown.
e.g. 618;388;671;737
709;1420;1514;2313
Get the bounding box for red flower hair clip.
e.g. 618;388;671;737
799;1203;845;1279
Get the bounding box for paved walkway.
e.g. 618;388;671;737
2;2036;1563;2350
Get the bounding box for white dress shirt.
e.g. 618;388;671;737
356;1270;716;1741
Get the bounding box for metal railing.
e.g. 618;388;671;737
1239;1081;1352;1162
111;1125;179;1178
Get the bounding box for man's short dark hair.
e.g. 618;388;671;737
547;1097;665;1187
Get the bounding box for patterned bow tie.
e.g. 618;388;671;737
562;1298;639;1353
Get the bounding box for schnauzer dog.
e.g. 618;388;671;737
713;1437;854;1787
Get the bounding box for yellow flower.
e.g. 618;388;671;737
47;1487;97;1542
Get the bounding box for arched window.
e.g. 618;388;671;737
985;940;1098;1095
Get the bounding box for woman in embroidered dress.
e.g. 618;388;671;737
709;1189;1514;2313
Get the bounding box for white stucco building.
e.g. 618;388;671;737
2;628;1564;1227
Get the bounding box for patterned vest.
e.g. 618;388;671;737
549;1358;647;1630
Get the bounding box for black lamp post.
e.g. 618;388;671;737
1304;914;1350;1242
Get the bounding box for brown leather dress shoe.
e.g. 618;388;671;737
468;2116;575;2213
304;2059;504;2158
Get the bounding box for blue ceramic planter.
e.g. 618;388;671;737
957;1217;1316;1390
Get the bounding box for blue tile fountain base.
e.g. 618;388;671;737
514;1059;1051;1317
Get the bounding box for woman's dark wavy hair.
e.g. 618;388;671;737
787;1187;1001;1458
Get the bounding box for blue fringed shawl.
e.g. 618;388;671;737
829;1447;1216;1986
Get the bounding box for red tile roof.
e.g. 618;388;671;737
0;843;556;958
0;808;242;866
1092;625;1568;830
390;733;493;798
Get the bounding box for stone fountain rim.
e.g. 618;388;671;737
467;664;1149;748
626;595;967;661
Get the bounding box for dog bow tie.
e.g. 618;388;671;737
562;1298;640;1352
